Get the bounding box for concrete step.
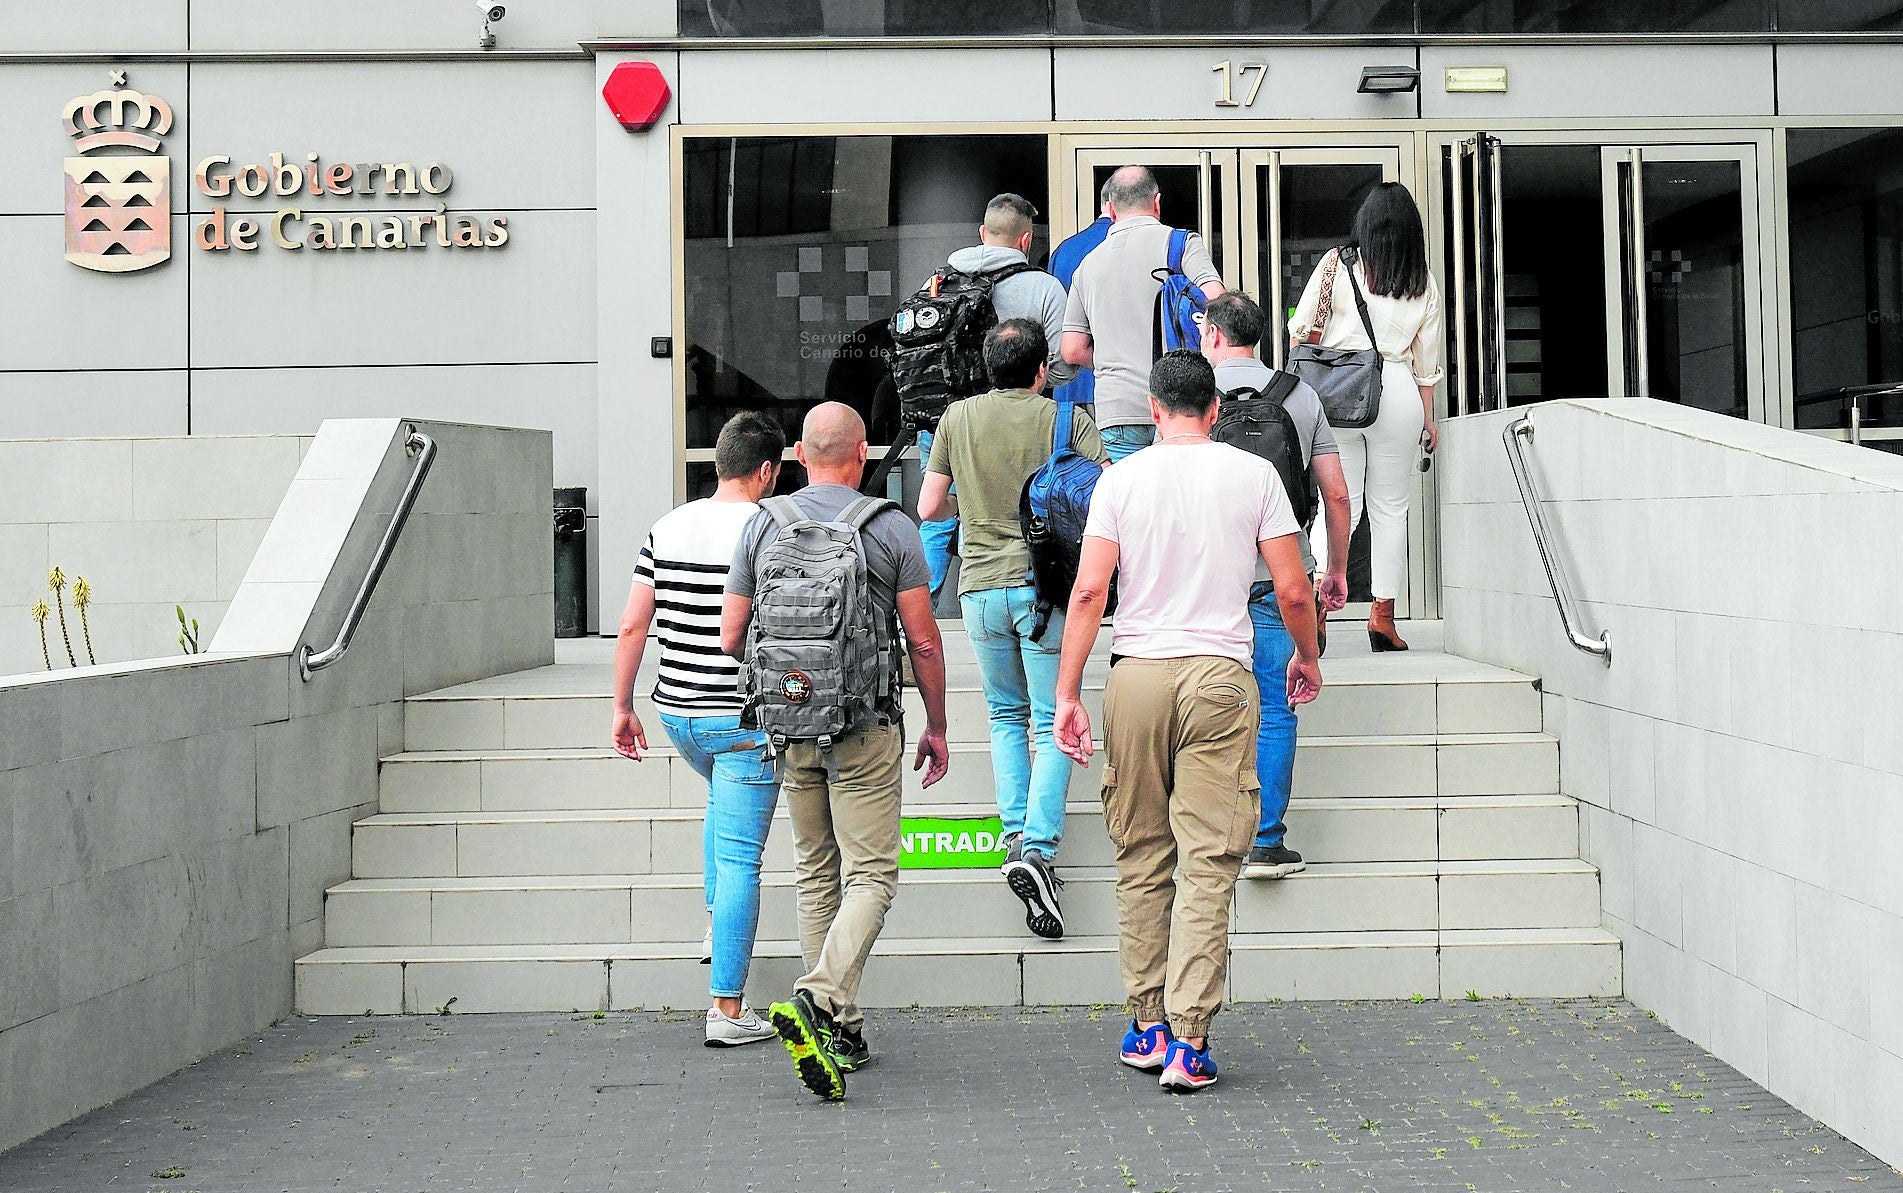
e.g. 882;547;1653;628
375;731;1559;813
402;650;1541;752
348;794;1581;878
319;858;1603;949
293;925;1622;1015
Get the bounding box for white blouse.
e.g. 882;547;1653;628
1288;250;1446;388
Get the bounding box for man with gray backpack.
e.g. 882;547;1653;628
722;401;951;1102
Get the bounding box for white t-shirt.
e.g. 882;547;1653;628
631;497;760;718
1083;441;1301;666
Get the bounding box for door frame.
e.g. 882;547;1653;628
1425;127;1780;422
1600;143;1768;423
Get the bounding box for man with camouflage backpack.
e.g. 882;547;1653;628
722;402;952;1102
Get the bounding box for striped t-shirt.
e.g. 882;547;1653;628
631;498;760;717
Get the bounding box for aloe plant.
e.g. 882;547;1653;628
31;600;52;670
46;567;76;667
176;605;202;655
71;576;97;665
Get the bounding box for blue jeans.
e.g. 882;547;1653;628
959;586;1071;859
916;429;956;599
1249;594;1298;850
1100;423;1155;463
657;711;780;999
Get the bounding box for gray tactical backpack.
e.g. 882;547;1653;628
740;494;902;751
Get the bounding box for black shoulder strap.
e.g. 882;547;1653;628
1337;247;1380;345
1263;370;1301;404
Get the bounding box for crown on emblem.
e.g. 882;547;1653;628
64;85;173;155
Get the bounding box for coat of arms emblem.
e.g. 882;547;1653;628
62;75;173;273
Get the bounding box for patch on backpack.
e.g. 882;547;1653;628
780;670;814;705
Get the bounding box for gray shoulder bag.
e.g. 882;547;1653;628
1288;247;1384;429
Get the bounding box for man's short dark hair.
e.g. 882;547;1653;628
984;318;1047;390
1149;350;1218;417
984;193;1038;240
713;411;785;480
1204;292;1266;350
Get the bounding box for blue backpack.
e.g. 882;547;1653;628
1017;397;1110;642
1151;227;1208;354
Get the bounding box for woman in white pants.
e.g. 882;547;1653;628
1288;183;1444;651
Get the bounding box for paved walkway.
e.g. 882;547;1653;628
1;1000;1896;1193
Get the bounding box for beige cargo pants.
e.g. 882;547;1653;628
780;718;903;1032
1099;656;1260;1039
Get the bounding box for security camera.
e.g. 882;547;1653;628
476;3;505;48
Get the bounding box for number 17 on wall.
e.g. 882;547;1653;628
1212;60;1268;108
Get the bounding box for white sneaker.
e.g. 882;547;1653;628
704;1005;777;1048
700;923;713;965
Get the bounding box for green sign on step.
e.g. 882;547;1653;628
899;815;1008;870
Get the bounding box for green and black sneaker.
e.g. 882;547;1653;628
830;1025;871;1073
768;989;846;1101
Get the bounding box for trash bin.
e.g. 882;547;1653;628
553;487;588;638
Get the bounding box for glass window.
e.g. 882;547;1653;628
1788;128;1903;432
1778;1;1903;30
682;135;1050;452
680;0;1049;36
1059;0;1411;35
1420;0;1769;32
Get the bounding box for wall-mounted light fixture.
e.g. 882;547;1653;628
1446;66;1510;93
1358;65;1421;94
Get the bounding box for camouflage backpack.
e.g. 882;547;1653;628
741;494;901;751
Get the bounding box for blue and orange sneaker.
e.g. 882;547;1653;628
1119;1021;1173;1071
1158;1038;1219;1092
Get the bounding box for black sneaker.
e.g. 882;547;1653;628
1241;844;1307;879
999;832;1025;872
830;1025;871;1072
1002;850;1066;939
767;989;846;1101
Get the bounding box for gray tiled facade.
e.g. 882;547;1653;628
2;1000;1897;1193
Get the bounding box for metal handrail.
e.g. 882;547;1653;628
1503;416;1611;663
296;427;438;681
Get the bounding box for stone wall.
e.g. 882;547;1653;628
0;417;552;1152
0;435;309;676
1439;397;1903;1168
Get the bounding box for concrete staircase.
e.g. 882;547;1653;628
294;627;1621;1014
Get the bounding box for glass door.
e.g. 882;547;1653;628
1073;148;1242;287
1603;145;1766;420
1240;149;1401;369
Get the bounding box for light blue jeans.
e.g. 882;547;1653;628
959;585;1071;859
656;711;780;999
916;429;957;600
1248;592;1298;850
1100;423;1155;463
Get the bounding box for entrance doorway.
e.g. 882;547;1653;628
1064;137;1428;618
1439;133;1771;420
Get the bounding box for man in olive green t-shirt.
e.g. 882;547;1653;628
920;318;1107;940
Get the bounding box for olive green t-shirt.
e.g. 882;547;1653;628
926;389;1108;596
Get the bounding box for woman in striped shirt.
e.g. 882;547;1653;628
612;412;785;1047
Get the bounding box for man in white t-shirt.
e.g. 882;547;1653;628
1052;350;1322;1093
611;411;784;1049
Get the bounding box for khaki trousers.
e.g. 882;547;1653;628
780;718;903;1032
1100;656;1260;1039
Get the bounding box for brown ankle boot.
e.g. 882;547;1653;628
1367;598;1409;653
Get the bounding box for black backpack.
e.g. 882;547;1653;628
1212;373;1317;530
887;262;1037;433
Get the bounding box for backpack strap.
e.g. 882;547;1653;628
1166;227;1189;276
838;494;898;533
1263;371;1301;404
1053;393;1075;456
761;495;808;531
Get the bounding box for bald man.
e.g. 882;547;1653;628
722;402;951;1101
1061;165;1226;462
